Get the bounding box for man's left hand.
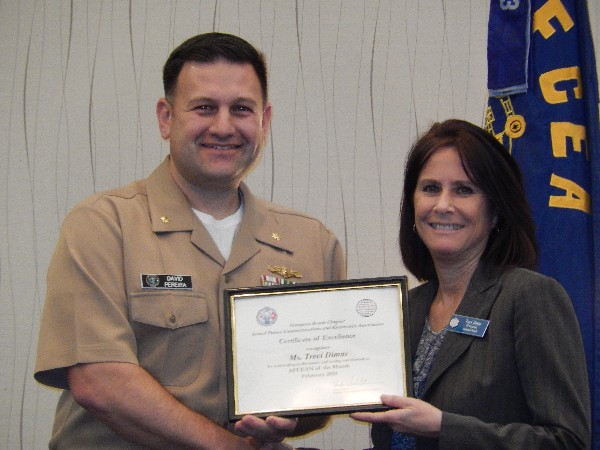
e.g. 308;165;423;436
235;415;298;445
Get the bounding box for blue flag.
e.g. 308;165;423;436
486;0;600;445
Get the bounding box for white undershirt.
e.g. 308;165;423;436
193;204;243;260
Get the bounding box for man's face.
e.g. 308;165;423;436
157;60;271;191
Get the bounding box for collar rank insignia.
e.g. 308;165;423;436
267;265;302;279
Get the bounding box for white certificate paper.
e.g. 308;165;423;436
224;277;410;419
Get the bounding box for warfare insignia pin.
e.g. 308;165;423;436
267;265;303;279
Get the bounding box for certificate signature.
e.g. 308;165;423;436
333;376;369;387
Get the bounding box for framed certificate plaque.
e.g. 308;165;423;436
224;276;411;420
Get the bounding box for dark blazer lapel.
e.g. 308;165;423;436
422;265;501;395
409;281;437;360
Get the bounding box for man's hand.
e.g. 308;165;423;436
235;415;298;444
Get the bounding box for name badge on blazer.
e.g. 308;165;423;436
447;314;489;338
141;274;192;290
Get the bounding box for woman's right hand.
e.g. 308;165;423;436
350;394;442;438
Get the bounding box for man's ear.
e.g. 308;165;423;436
156;98;172;140
261;102;273;142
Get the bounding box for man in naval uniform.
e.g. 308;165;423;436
35;32;345;450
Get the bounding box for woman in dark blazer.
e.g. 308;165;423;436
351;120;590;449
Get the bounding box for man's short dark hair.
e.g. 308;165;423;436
163;32;268;103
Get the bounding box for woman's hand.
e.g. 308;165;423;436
350;394;442;438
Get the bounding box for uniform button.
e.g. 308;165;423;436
224;274;231;284
169;314;176;324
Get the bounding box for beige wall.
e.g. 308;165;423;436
1;1;598;449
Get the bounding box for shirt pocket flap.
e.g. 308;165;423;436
130;293;208;329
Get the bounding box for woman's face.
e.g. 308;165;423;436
413;146;495;267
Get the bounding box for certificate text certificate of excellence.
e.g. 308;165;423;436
232;284;406;415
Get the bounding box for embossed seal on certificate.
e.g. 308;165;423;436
256;306;278;326
356;298;377;317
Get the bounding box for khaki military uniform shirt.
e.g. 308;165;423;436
35;157;346;449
